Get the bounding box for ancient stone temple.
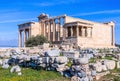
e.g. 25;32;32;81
18;13;115;48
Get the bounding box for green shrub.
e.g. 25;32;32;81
26;35;49;47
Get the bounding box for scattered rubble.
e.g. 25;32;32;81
10;65;21;75
0;46;120;80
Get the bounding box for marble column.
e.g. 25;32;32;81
112;26;114;45
76;26;79;37
50;21;52;41
70;26;73;37
65;27;68;38
41;21;44;36
90;28;92;37
87;28;91;37
43;22;46;37
82;27;85;37
53;19;55;41
85;27;87;37
45;21;47;38
24;29;26;47
18;30;22;47
58;18;60;41
63;27;66;41
48;21;50;41
29;27;31;38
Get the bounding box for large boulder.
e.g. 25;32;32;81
117;61;120;68
54;56;68;64
2;64;9;69
77;57;88;64
105;60;116;70
45;49;60;57
10;65;21;75
94;62;102;72
102;65;107;71
42;57;50;64
62;51;79;59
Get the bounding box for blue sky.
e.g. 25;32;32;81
0;0;120;46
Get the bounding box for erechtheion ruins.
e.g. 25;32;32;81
18;13;115;48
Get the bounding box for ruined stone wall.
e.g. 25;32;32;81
92;23;112;47
77;37;94;48
77;23;113;48
65;16;114;48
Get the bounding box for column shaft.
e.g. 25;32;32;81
82;27;85;37
41;21;44;36
44;22;46;37
48;21;50;41
66;27;68;37
24;29;26;47
50;21;51;41
70;26;73;37
53;20;55;41
87;28;90;37
112;26;114;45
29;28;31;38
58;18;60;41
76;26;79;37
85;27;87;37
45;22;48;38
62;17;65;41
18;30;21;47
90;28;92;37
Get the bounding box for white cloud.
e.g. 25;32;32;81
0;10;38;24
33;0;79;6
0;18;37;23
71;10;120;16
